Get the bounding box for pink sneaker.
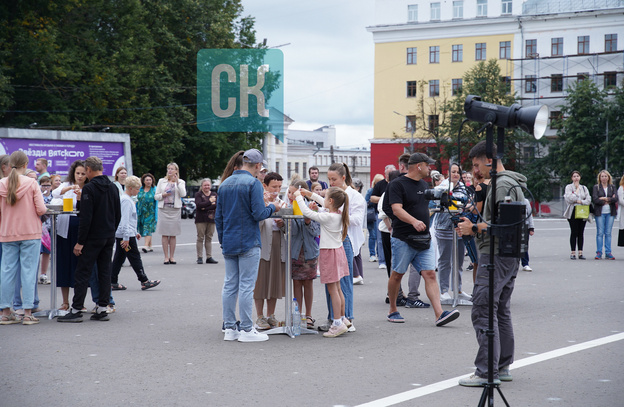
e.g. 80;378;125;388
341;317;352;328
323;322;348;338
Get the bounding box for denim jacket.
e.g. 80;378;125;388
215;170;275;256
290;217;320;261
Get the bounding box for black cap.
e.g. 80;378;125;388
408;152;436;165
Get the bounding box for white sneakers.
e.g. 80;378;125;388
353;276;364;285
224;327;269;342
522;265;533;272
369;256;377;262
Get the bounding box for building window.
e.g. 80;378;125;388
428;115;439;132
578;36;590;55
429;80;440;97
499;41;511;59
452;79;463;96
407;81;417;97
407;47;417;64
551;74;563;92
501;0;512;14
430;2;440;20
295;162;299;176
577;72;589;82
549;111;562;129
429;46;440;63
475;0;488;17
475;43;486;60
525;75;536;93
406;115;416;133
287;162;291;178
408;4;418;22
604;72;617;89
453;1;464;19
303;162;307;176
500;76;511;94
525;39;537;57
551;38;563;56
452;44;463;62
605;34;617;52
275;161;280;175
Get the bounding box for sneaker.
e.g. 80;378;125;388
238;328;269;342
266;314;279;328
440;292;453;303
347;322;356;332
396;297;407;307
317;319;332;332
436;309;460;327
353;276;364;285
369;255;377;262
255;316;270;330
570;254;577;260
322;322;348;338
57;311;83;323
466;264;474;271
106;305;116;313
90;310;110;321
379;263;386;269
605;253;615;260
458;292;472;301
387;311;405;323
578;254;586;260
223;328;240;341
499;366;512;382
522;265;533;272
405;299;431;308
341;316;353;329
38;274;49;284
206;257;218;264
595;252;602;260
459;374;501;387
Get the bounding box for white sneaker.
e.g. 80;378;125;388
353;276;364;285
347;321;356;332
369;256;377;262
238;328;269;342
378;263;386;269
38;274;49;284
223;328;240;341
458;292;472;301
440;292;453;304
522;265;533;272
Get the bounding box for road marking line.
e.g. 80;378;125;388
354;332;624;407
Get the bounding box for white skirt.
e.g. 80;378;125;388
156;206;182;236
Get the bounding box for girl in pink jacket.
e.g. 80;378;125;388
0;151;47;325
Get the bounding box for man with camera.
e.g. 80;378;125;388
455;140;527;386
384;152;460;327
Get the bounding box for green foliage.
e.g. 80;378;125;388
548;79;611;187
438;60;519;171
0;0;265;181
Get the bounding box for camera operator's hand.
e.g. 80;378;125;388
456;217;473;237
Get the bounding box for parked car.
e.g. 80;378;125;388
181;197;196;219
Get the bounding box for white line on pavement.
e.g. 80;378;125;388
354;332;624;407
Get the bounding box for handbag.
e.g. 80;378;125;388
404;233;431;251
575;205;590;219
367;206;376;223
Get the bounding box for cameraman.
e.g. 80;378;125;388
455;140;527;386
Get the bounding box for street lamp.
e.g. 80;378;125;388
393;111;415;153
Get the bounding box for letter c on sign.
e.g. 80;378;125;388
212;64;237;118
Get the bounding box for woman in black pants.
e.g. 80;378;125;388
563;171;591;260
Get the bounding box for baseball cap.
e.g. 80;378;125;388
243;149;264;164
408;152;436;165
260;160;269;172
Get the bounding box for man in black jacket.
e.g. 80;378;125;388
59;156;121;322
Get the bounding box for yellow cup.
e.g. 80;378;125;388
63;197;73;212
292;199;303;216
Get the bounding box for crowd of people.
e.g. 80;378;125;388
1;147;623;387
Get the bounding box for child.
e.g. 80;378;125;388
295;186;350;338
288;180;320;329
110;176;161;291
311;182;323;196
38;176;53;284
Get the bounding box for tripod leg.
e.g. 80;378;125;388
496;386;511;407
477;387;488;407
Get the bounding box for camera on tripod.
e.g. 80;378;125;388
424;187;450;208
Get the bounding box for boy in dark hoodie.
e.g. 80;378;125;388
59;156;121;322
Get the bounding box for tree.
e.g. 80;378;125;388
0;0;266;181
604;82;624;178
438;60;518;172
548;79;610;187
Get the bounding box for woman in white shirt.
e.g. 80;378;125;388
154;162;186;264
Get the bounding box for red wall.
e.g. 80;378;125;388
371;142;450;182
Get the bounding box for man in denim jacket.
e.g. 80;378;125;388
216;149;282;342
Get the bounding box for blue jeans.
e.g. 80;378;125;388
325;236;354;320
367;220;377;257
595;213;615;255
90;265;115;306
0;240;40;310
222;246;261;332
13;266;40;310
376;220;385;265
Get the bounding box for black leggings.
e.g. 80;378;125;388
568;218;587;251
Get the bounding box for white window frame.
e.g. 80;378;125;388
477;0;488;17
453;1;464;19
501;0;512;15
408;4;418;22
430;2;441;21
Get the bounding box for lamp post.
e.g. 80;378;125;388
393;111;415;153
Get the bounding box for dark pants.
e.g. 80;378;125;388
111;237;148;284
381;231;405;299
72;238;115;310
567;218;587;251
472;254;518;379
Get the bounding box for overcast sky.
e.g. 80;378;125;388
240;0;376;147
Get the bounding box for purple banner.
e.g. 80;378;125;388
0;138;125;177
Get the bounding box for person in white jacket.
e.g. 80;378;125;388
154;163;186;264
